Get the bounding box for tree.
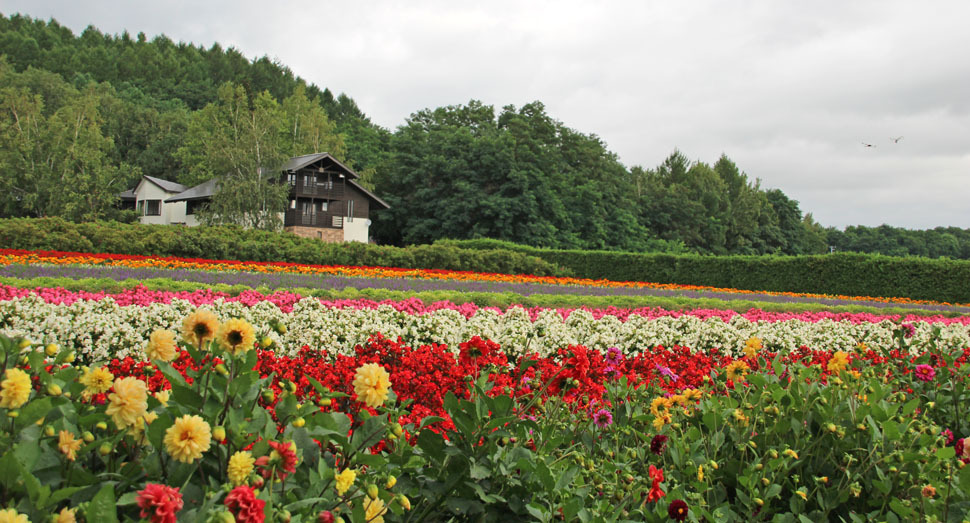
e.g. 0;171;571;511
177;83;288;229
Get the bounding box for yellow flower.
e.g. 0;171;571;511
105;377;148;428
697;465;704;482
57;430;82;461
669;394;688;407
649;397;670;417
363;496;388;523
0;508;29;523
154;389;170;406
743;337;762;359
79;366;114;395
783;448;799;459
128;411;158;445
827;351;850;373
216;318;256;356
0;368;31;409
335;468;356;495
228;451;255;486
683;388;704;402
352;363;391;408
732;408;749;426
725;360;749;382
795;489;808;500
181;309;220;348
146;329;178;362
54;507;77;523
652;415;668;431
163;414;211;463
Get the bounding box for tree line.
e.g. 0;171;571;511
1;14;968;258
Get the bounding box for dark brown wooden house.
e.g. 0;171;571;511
281;153;390;242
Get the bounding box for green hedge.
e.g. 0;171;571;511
437;239;970;303
0;218;563;276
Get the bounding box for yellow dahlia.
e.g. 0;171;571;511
129;411;158;445
725;360;749;382
352;363;391;408
54;507;77;523
57;430;82;461
228;450;255;486
154;389;170;406
335;468;356;495
105;377;148;428
743;337;762;359
79;366;114;395
146;329;178;362
827;351;850;373
181;309;220;348
0;508;29;523
0;368;32;409
215;318;256;356
163;414;211;463
363;496;388;523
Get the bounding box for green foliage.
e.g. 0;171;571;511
0;217;563;276
440;238;970;303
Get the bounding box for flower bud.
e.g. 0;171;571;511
82;431;95;443
391;423;403;437
261;336;274;348
96;421;108;430
262;389;275;403
293;417;306;428
215;364;229;376
7;410;19;418
367;483;379;500
45;343;59;357
99;443;112;456
44;425;55;437
18;338;32;349
318;397;332;407
397;494;411;511
754;498;764;506
63;351;75;363
827;423;837;433
317;511;334;523
385;475;397;489
213;426;227;441
47;384;62;396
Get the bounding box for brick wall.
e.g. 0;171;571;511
284;226;344;243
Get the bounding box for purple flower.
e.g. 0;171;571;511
592;408;613;429
914;364;936;382
902;323;916;338
605;346;624;366
604;365;621;379
655;364;679;382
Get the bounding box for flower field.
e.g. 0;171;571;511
1;249;970;521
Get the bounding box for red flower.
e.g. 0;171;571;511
224;485;266;523
667;499;688;521
647;464;666;502
268;440;299;478
136;483;183;523
650;434;669;456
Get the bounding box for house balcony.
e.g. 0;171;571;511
283;210;344;229
291;181;345;198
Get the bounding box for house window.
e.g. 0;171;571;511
303;174;312;187
347;199;354;222
320;201;329;212
186;201;203;215
317;174;333;190
136;201;144;214
289;199;296;210
287;173;296;185
145;200;161;216
301;200;315;215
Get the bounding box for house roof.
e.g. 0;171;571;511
142;175;188;194
282;152;359;179
347;179;391;209
165;178;220;203
118;189;136;201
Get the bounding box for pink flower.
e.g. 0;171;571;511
914;364;936;382
224;485;266;523
136;483;183;523
592;408;613;429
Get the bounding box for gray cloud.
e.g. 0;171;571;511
6;0;969;229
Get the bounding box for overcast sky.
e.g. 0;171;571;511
6;1;969;229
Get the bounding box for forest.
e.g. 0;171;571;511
1;13;968;258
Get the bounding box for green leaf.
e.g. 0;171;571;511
889;498;915;519
747;373;767;388
901;398;919;417
417;429;446;464
169;383;203;411
883;420;900;441
148;412;174;451
936;446;956;460
116;491;138;506
16;396;52;429
534;460;554;491
419;416;446;429
155;361;187;387
87;484;119;523
470;463;491;480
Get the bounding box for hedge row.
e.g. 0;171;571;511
436;238;970;304
0;218;563;276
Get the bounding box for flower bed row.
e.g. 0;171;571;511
2;286;969;362
2;314;970;521
3;248;964;308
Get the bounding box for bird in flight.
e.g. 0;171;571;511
890;136;903;143
862;142;876;148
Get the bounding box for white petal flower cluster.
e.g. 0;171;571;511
1;295;967;361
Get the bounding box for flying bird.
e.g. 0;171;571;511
862;142;876;148
891;136;903;143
